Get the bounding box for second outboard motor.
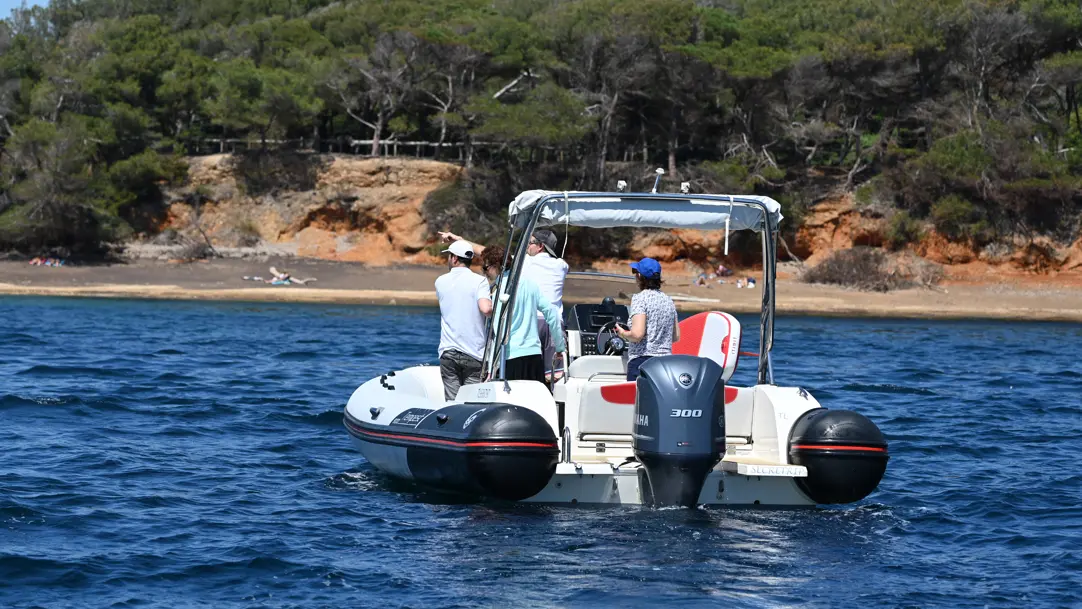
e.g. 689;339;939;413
633;355;725;508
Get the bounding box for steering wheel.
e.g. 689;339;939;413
595;320;628;356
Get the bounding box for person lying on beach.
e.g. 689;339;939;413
242;267;317;286
267;266;317;285
29;257;65;267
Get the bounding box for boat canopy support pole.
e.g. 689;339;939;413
488;205;544;382
486;225;521;383
758;215;777;385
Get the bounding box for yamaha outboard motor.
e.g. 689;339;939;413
633;355;725;508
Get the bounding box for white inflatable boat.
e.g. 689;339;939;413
344;188;888;507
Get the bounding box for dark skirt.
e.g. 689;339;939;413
505;354;546;385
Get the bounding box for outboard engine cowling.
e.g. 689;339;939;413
633;355;725;508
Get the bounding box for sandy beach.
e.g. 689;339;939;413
3;257;1081;322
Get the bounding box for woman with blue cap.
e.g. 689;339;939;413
614;257;680;381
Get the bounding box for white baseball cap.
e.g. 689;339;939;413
441;240;474;259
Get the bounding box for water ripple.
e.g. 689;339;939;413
0;297;1078;608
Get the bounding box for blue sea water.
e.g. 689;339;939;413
1;296;1080;608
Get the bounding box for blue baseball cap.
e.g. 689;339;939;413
629;257;661;278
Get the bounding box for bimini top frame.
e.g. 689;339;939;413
486;190;782;386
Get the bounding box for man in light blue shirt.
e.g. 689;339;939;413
479;245;565;385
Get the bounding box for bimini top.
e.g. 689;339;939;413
507;190;783;232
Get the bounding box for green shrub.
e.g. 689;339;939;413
931;195;980;241
885;211;923;250
854;181;876;207
920;131;992;180
775;194;806;239
699;154;784;191
421;170;507;248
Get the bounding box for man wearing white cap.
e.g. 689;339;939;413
435;240;493;400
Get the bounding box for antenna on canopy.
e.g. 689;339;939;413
724;195;734;255
651;168;664;194
617;180;627;192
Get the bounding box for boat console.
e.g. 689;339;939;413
565;298;629;357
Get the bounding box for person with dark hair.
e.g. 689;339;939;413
478;244;565;385
614;257;680;381
435;240;493;400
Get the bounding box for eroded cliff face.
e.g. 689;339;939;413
794;196;889;265
158;154;461;265
793;194;1082;277
155;156;1080;276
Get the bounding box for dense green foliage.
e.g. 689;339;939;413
2;0;1081;255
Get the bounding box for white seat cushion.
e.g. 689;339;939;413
567;355;625;380
578;380;636;436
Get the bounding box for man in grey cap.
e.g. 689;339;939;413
434;239;493;400
524;229;569;373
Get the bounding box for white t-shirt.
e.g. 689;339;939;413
523;253;569;319
435;267;491;360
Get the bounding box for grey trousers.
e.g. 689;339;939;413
440;349;482;401
536;315;563;373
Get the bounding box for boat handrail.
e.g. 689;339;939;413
586;372;626;383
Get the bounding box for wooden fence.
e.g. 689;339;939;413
181;137;578;163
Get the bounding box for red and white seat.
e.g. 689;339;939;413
672;311;742;383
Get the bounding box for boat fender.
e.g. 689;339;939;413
787;409;889;504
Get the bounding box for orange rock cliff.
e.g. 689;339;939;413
156;155;1082;277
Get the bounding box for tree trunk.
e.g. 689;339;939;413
640;121;647;162
1070;85;1081;131
844;128;866;191
370;114;384;157
667;113;678;177
597;93;618;185
435;116;447;160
